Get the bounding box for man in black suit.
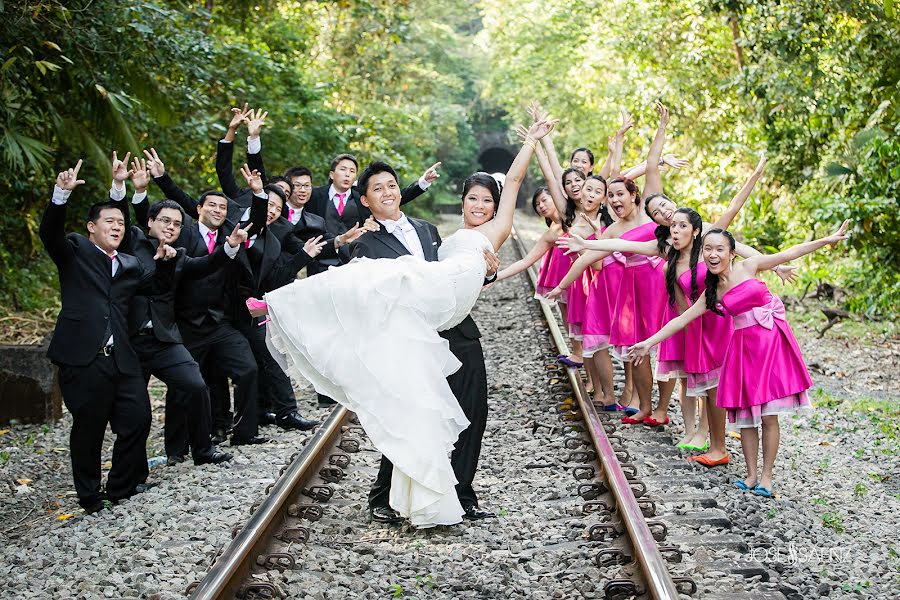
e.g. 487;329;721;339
40;157;179;513
350;162;499;523
123;158;236;465
143;149;268;446
229;168;325;431
305;154;439;269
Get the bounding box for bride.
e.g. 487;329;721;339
253;118;556;527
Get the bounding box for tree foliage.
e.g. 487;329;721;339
480;0;899;315
1;0;897;315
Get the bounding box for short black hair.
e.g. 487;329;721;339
284;166;312;181
198;190;228;207
269;175;293;198
148;200;185;221
264;184;287;206
357;161;399;197
330;153;359;172
86;202;125;223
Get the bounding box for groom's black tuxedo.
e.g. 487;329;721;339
351;218;488;510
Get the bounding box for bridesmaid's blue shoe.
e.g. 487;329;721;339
733;480;752;491
751;484;775;498
622;406;640;416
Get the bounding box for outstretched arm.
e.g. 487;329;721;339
558;232;659;256
642;102;668;199
743;220;850;275
534;141;569;226
546;249;608;299
713;154;766;230
497;234;554;281
145;148;201;220
480;118;557;250
628;295;709;364
40;160;86;266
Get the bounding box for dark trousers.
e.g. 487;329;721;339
58;355;151;509
236;315;298;419
176;322;259;440
368;331;488;510
132;335;213;459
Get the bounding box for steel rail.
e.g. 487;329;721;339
510;226;680;600
189;406;350;600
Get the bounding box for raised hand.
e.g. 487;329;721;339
227;222;252;248
303;235;328;258
625;341;652;366
823;220;851;246
229;103;251;130
527;101;548;123
336;222;370;248
240;163;263;193
56;159;85;191
607;135;616;154
655;101;669;129
421;162;441;184
774;264;798;285
154;243;178;261
482;249;500;277
526;118;558;142
111;150;132;184
514;124;530;143
143;148;165;177
662;154;688;170
616;109;634;136
580;212;604;235
246;108;268;138
556;232;586;255
130;157;149;192
752;152;767;177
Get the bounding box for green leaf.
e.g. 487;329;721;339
824;162;854;177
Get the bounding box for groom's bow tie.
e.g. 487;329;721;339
380;217;412;235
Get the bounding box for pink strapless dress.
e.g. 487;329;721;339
582;252;625;357
608;223;666;359
535;244;570;304
680;262;733;396
717;279;812;428
565;234;595;339
656;295;686;381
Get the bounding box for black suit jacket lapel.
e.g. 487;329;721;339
371;229;411;258
411;220;438;262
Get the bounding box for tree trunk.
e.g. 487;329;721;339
729;14;745;72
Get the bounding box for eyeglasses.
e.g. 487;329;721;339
295;183;312;190
154;216;183;228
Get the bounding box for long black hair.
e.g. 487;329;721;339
585;174;613;228
702;228;736;316
664;208;703;307
646;192;674;256
561;167;587;229
531;186;552;227
462;172;502;219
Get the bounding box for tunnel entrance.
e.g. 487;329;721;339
477;146;527;207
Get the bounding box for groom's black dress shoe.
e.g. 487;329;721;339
462;505;495;520
230;435;270;446
276;412;320;431
370;506;404;523
194;449;233;465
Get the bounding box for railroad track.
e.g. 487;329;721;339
186;224;788;600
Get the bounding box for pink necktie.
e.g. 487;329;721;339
288;208;295;222
336;193;346;216
206;231;216;254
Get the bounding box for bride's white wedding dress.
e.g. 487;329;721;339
264;228;492;527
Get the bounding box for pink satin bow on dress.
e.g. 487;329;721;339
733;295;786;330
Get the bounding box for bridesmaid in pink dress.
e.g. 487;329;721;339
560;206;797;461
628;222;850;498
498;187;567;301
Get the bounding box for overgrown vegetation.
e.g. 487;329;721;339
1;0;898;317
480;0;900;316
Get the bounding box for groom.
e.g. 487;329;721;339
351;161;498;523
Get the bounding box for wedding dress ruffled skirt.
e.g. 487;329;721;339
264;229;491;527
